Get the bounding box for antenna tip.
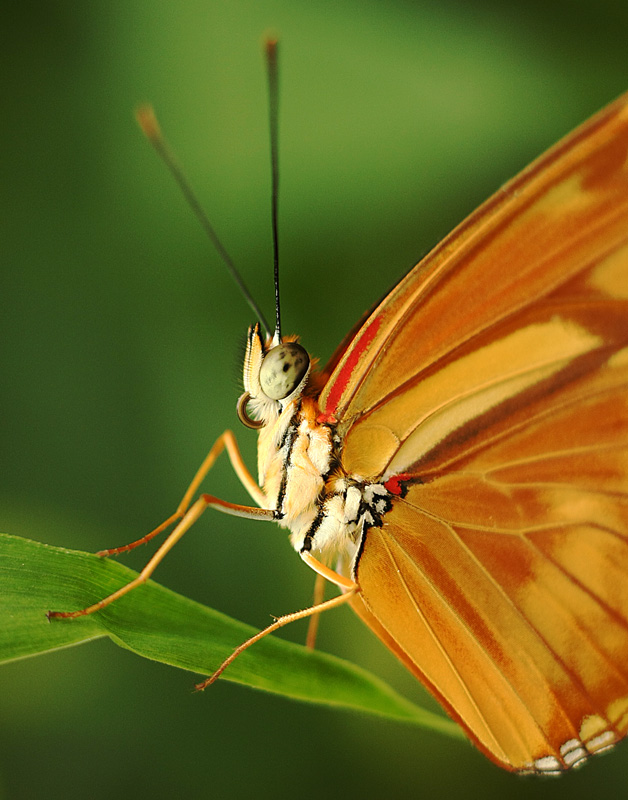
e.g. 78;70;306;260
135;104;161;141
263;33;279;58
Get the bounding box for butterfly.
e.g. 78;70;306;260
48;43;628;775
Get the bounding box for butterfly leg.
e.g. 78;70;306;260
48;430;272;620
195;585;357;691
305;573;326;649
300;550;357;591
97;430;264;557
48;493;274;619
195;551;359;689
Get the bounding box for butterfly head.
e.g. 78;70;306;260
237;323;310;429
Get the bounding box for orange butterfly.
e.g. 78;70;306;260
49;44;628;774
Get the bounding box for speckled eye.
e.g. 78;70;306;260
259;342;309;400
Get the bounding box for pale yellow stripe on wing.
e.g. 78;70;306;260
342;317;602;479
588;241;628;299
609;346;628;369
607;695;628;734
387;318;604;477
533;172;594;220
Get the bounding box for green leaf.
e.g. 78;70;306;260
0;532;462;738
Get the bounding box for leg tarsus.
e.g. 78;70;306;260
194;587;358;691
305;572;326;649
96;510;183;557
48;495;273;620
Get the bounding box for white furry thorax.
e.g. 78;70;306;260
254;395;392;566
242;325;394;566
257;396;338;552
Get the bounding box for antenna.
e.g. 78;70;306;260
135;105;273;337
265;37;282;343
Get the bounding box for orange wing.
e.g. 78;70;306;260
320;93;628;772
351;355;628;772
320;92;628;478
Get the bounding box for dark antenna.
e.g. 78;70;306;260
265;38;282;343
136;105;273;338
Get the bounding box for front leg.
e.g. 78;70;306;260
48;494;275;619
48;430;271;619
98;429;265;557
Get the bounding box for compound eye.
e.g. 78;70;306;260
259;343;309;400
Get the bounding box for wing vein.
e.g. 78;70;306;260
397;498;626;743
387;507;581;749
374;527;508;755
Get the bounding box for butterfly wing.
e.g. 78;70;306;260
351;357;628;772
320;94;628;771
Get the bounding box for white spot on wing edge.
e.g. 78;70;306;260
521;721;619;774
560;739;588;768
585;730;616;754
533;755;563;775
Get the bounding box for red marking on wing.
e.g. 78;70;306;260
384;473;413;495
320;315;382;418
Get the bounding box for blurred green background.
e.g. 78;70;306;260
2;1;627;798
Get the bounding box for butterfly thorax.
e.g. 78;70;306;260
256;394;393;566
257;394;329;514
242;324;396;567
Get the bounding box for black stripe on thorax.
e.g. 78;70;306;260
273;399;302;519
300;502;328;552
